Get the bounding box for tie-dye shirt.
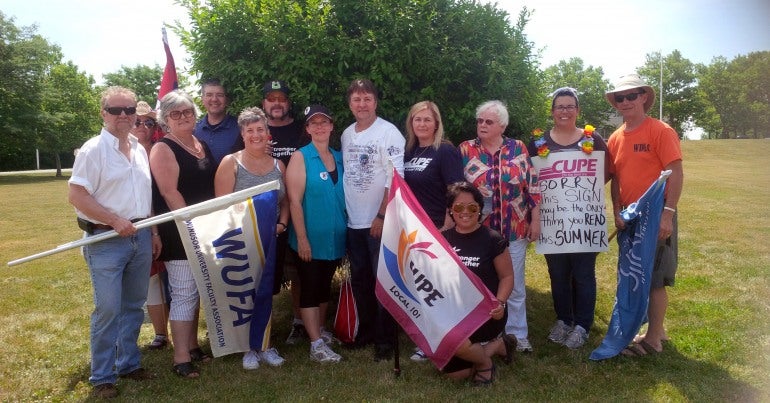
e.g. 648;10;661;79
458;137;540;242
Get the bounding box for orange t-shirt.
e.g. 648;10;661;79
607;117;682;206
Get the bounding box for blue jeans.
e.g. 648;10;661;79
84;228;152;385
544;252;598;331
346;228;395;347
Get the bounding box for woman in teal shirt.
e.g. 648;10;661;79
286;105;346;363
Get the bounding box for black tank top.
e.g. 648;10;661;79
152;137;216;261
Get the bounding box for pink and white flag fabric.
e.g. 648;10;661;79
375;170;497;369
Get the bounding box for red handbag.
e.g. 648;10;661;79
334;267;358;344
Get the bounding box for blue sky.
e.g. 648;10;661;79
1;0;768;84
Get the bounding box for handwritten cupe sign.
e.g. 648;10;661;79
532;151;609;254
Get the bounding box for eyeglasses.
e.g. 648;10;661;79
266;95;288;102
614;91;645;103
168;109;195;120
451;203;480;214
104;106;137;116
476;118;497;126
554;105;577;112
135;119;156;128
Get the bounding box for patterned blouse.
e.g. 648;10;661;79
458;137;540;242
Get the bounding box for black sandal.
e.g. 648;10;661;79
471;364;496;387
502;334;517;365
189;347;212;363
172;362;199;379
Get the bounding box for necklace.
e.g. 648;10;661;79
412;144;432;160
168;133;203;158
532;125;595;157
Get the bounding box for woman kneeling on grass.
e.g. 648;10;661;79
439;181;517;386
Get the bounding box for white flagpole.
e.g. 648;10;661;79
7;181;280;267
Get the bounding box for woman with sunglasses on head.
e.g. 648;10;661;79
457;100;540;353
439;181;515;386
214;106;289;370
150;90;216;379
527;87;610;350
130;101;171;352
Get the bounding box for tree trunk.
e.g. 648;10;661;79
55;153;62;177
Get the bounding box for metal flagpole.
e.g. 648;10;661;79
7;181;280;267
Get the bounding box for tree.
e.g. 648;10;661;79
0;12;62;170
698;52;770;139
175;0;542;144
39;62;100;175
102;64;164;105
638;50;703;139
542;58;613;136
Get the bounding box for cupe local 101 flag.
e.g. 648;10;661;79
590;171;671;361
176;183;279;358
376;170;497;369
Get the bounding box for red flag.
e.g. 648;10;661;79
154;27;179;141
158;27;179;107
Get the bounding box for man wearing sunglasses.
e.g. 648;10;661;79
68;87;158;398
194;78;244;164
605;74;684;356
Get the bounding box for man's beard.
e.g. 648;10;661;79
269;107;288;120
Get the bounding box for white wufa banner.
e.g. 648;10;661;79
531;151;609;254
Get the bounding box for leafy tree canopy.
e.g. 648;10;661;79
542;58;613;136
175;0;542;144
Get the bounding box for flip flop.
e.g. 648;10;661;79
190;347;212;363
172;362;199;379
471;364;496;387
621;340;661;357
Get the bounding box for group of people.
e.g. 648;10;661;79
69;74;682;397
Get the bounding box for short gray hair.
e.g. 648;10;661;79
157;90;197;130
476;100;509;128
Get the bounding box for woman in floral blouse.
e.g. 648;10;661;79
457;100;540;353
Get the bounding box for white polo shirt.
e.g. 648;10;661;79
69;128;152;224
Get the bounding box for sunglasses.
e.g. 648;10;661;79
451;203;480;214
135;119;156;128
168;109;195;120
104;106;137;116
266;95;288;102
476;118;497;126
614;91;645;103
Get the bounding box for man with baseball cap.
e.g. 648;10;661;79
261;80;311;345
605;74;684;356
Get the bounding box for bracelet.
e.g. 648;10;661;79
277;222;287;229
376;213;385;220
152;233;160;237
663;206;676;213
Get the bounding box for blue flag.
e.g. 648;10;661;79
590;171;670;361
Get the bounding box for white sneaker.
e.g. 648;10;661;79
258;347;285;366
410;348;428;362
320;328;337;345
564;325;588;349
547;320;572;345
242;350;260;370
516;337;533;352
310;339;341;363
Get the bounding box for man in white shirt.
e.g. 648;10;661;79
69;86;160;398
341;79;405;361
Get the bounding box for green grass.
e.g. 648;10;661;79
1;139;768;402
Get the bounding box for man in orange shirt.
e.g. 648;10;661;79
606;74;684;356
